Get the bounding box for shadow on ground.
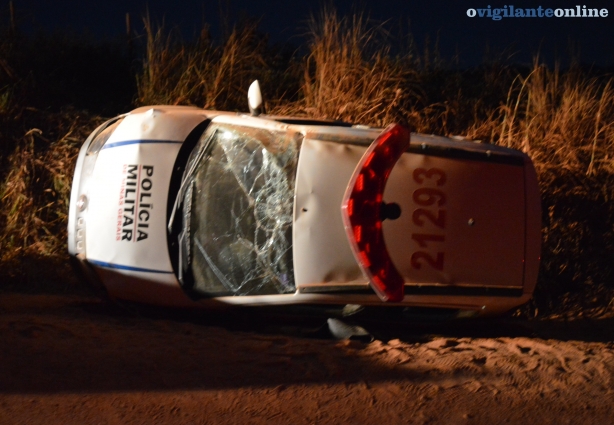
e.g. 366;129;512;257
1;293;612;395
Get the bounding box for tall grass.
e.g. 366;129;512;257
0;13;111;263
497;63;614;175
137;15;279;111
0;109;101;258
0;108;102;292
273;9;419;127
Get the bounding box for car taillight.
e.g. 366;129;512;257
341;124;410;302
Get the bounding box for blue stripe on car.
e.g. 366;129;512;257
88;259;173;274
101;140;183;150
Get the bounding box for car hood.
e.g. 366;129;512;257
71;106;215;282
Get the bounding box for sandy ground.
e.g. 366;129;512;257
1;293;613;425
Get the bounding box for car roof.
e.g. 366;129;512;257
127;105;514;157
128;105;379;132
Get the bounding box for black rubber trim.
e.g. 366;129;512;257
404;285;524;298
274;118;354;127
407;142;525;166
330;135;526;166
166;119;212;278
300;285;523;298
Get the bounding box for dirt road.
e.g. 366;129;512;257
1;294;613;424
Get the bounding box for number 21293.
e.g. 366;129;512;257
410;168;446;271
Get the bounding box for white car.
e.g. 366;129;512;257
68;85;541;317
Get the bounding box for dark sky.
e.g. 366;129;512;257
6;0;614;67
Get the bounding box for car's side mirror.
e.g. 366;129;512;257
248;80;264;116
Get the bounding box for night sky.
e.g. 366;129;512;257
6;0;614;67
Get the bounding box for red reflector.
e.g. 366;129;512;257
341;123;411;302
364;152;375;167
356;174;364;192
372;275;384;288
359;251;371;268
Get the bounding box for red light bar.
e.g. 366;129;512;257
341;124;410;302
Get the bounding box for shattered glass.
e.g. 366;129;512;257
181;123;301;296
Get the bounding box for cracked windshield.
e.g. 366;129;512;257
182;123;301;297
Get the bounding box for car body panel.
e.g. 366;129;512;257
293;139;370;288
86;143;179;279
383;152;526;289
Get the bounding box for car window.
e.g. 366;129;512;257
181;123;301;297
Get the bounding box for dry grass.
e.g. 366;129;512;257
495;63;614;176
0;108;102;260
137;14;271;111
272;9;419;127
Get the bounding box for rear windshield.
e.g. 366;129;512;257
176;123;301;297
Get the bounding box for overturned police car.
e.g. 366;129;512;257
68;83;541;317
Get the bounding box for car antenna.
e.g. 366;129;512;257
248;80;265;116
